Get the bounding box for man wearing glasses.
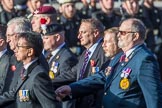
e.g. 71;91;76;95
55;18;162;108
0;32;61;108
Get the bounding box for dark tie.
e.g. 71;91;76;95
120;54;126;62
20;67;26;80
79;50;91;80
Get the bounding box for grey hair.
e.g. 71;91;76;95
7;17;32;33
130;18;146;40
81;18;105;35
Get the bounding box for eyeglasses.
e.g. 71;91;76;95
16;45;31;49
118;31;136;35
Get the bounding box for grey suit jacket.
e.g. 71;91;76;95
0;60;61;108
50;45;78;87
0;50;14;94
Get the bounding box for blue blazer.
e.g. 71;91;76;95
70;44;162;108
103;44;162;108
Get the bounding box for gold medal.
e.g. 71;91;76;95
49;71;55;79
120;78;130;90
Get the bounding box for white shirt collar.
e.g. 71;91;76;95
87;38;102;59
24;58;38;70
125;44;141;58
0;49;7;58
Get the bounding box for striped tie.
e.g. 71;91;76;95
79;50;91;80
120;54;126;62
20;67;26;80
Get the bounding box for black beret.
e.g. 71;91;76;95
42;24;64;36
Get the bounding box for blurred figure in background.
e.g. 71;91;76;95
0;0;16;25
14;0;28;17
57;0;83;56
92;0;121;29
79;0;99;19
27;0;46;13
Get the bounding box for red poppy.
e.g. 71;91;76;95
40;18;47;24
90;60;96;67
11;65;16;72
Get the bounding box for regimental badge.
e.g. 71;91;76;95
92;67;99;74
42;29;47;35
120;78;130;90
56;56;60;59
120;68;132;78
105;66;112;76
19;90;30;102
120;67;132;90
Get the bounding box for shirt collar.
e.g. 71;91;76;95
0;49;7;58
24;58;38;70
125;44;141;58
51;42;65;56
87;38;102;58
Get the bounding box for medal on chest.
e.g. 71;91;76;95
19;90;30;102
91;60;99;74
49;61;59;79
119;67;132;90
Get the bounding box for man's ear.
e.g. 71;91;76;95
27;48;34;57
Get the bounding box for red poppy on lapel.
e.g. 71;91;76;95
10;65;16;72
90;60;96;67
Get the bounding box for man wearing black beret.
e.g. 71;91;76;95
42;23;78;108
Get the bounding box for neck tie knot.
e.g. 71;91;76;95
20;67;26;80
120;54;126;62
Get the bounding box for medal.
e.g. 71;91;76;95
120;68;131;78
53;62;59;73
120;78;130;90
92;67;99;74
24;90;29;101
49;70;55;79
19;90;30;102
90;60;96;67
105;66;112;76
19;90;23;102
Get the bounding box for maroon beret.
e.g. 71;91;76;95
34;6;56;15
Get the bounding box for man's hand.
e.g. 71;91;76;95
55;85;71;101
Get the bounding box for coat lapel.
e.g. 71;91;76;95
104;45;144;91
15;61;38;94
